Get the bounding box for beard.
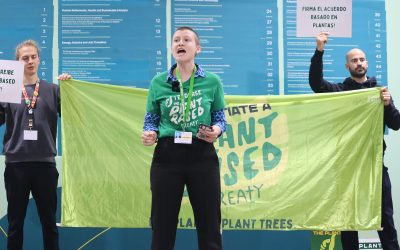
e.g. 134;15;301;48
349;67;367;78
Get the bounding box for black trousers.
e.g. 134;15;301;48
4;162;59;250
341;167;399;250
150;137;222;250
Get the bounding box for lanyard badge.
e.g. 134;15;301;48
174;66;196;144
22;80;40;140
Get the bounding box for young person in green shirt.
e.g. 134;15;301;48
142;26;226;250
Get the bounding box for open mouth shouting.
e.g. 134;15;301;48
177;48;186;55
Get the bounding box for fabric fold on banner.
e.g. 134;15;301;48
60;79;383;230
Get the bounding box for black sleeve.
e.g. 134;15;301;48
57;85;61;117
0;103;5;126
384;99;400;131
309;49;343;93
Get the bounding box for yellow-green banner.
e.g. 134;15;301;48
61;80;383;230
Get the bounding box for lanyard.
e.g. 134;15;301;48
175;66;196;131
22;79;40;129
22;79;40;110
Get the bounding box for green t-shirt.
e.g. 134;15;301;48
146;70;225;138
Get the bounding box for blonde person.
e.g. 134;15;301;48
1;40;71;250
142;27;226;250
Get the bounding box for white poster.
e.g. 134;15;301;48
296;0;352;37
0;60;24;103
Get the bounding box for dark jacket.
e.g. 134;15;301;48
309;49;400;156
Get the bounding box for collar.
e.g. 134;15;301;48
343;76;377;90
166;63;205;83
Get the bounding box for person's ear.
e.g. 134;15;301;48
195;46;201;56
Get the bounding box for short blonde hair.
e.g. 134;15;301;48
15;40;41;60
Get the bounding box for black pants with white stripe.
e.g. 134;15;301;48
150;137;222;250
